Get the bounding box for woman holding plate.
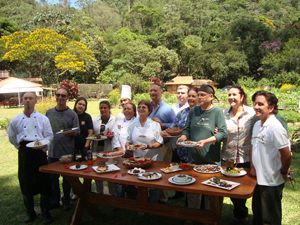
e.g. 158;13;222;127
222;85;254;225
111;102;137;199
176;84;227;214
125;99;163;203
92;100;116;195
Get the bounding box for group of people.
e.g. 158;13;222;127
8;82;292;225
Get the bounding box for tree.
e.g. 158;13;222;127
0;18;21;38
0;28;94;84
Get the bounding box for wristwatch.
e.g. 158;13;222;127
280;169;288;175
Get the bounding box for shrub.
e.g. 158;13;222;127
35;98;56;115
60;79;79;99
0;118;11;130
133;93;151;105
107;88;120;106
280;83;297;93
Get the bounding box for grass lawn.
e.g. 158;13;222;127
0;101;299;224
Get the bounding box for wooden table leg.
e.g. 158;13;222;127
209;196;224;225
136;186;149;202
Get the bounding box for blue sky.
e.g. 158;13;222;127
43;0;77;8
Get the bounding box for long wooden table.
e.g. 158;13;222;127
40;158;256;225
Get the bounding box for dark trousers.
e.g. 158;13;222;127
23;194;51;217
231;162;250;219
48;157;71;205
252;183;284;225
115;184;137;199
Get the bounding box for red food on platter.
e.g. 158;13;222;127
84;169;90;173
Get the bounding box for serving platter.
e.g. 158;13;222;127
202;178;240;190
221;169;247;177
137;172;162;181
69;165;88;170
86;135;108;141
127;168;146;175
92;164;121;173
193;164;222;174
160;167;183;173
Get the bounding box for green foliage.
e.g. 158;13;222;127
35;99;56;115
0;18;21;38
0;118;11;130
107;88;120;106
280;110;300;123
280;84;298;93
273;71;300;88
132;93;151;105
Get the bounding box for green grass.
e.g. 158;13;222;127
0;126;299;224
1;101;300;224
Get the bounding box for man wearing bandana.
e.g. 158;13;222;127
177;84;227;218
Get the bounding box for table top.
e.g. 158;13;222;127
40;158;256;199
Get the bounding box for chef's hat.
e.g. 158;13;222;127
120;85;131;100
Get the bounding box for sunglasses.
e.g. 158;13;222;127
56;94;67;98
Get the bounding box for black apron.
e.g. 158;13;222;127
18;141;52;196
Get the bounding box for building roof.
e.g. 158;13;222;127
0;77;42;93
192;79;217;86
165;76;193;85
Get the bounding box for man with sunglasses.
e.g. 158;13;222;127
46;87;80;211
8;92;54;224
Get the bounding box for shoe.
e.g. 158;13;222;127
137;212;145;216
23;213;36;223
168;191;185;200
43;215;53;224
70;194;78;203
63;202;71;211
230;217;249;225
49;203;60;210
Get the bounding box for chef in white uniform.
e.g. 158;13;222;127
116;85;133;121
111;102;137;199
125;99;163;161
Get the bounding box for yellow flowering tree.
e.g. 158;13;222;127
0;28;94;84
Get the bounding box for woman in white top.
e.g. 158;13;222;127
125;100;163;161
111;103;137;199
92;100;116;195
222;86;255;225
125;100;163;203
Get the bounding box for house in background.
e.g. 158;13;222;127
165;76;218;94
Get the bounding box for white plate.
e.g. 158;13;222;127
137;172;162;181
86;136;108;141
69;165;88;170
127;169;146;175
168;176;196;185
92;164;120;173
193;165;222;173
126;144;147;151
221;169;247;177
97;152;125;158
56;127;79;135
177;141;199;147
26;139;50;149
202;178;240;190
160;167;183;173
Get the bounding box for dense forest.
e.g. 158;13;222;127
1;0;300;90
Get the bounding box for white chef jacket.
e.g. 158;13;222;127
111;117;136;150
8;111;53;152
92;115;116;152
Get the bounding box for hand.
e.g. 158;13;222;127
147;144;153;149
283;168;291;181
64;131;76;137
176;135;187;147
214;127;219;134
195;140;206;149
160;130;169;138
125;143;130;149
249;167;256;177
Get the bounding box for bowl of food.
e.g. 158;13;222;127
170;163;179;170
174;174;189;182
59;154;72;164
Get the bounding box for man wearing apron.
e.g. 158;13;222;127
8;92;53;224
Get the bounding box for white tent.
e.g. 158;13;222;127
0;77;43;105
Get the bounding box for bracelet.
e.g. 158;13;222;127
280;169;288;175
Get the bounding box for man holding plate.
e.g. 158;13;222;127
8;92;54;224
46;87;80;211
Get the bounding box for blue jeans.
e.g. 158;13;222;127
115;184;137;199
48;157;71;205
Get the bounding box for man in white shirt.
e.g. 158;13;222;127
116;85;132;120
9;92;53;224
171;85;189;115
250;90;292;225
